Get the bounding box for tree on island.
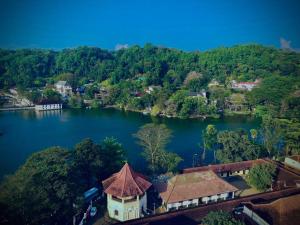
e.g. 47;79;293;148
202;124;218;162
247;163;276;191
134;123;182;174
202;210;245;225
261;116;282;157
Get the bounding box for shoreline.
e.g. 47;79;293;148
0;104;255;120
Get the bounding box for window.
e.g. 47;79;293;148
114;210;118;216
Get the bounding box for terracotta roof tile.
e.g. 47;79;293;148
155;170;238;204
102;163;152;197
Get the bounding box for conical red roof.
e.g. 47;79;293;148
102;163;152;198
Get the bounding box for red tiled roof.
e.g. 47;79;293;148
102;163;152;198
183;159;265;174
155;170;238;204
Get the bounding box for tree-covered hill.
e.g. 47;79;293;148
0;44;299;118
1;44;299;89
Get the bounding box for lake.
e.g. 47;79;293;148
0;108;261;179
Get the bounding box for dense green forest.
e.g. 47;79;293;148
0;44;299;118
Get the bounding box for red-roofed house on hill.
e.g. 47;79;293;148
102;163;152;221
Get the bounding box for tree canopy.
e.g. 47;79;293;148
0;137;126;225
247;163;276;191
134;123;182;174
202;210;245;225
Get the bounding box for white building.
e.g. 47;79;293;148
145;85;161;94
231;80;260;91
102;163;152;222
35;103;62;111
55;81;72;97
154;170;237;211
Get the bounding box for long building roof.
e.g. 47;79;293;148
102;163;152;198
155;170;238;204
183;159;265;174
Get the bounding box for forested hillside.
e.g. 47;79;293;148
0;44;299;118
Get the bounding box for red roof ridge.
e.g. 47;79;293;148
165;175;178;204
102;163;152;198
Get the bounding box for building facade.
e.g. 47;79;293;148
35;103;62;111
55;81;72;97
102;163;152;222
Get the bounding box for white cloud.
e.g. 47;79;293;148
115;43;129;51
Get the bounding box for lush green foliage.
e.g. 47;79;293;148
1;44;299;118
0;138;125;225
202;124;218;161
202;210;245;225
247;163;276;191
134;123;182;174
216;129;263;163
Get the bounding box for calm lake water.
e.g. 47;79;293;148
0;108;261;179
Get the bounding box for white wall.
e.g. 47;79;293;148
107;194;146;221
243;206;270;225
285;157;300;170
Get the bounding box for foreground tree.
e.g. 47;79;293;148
202;211;245;225
0;147;81;225
73;138;103;189
0;137;126;225
247;163;276;191
100;137;126;179
134;123;182;174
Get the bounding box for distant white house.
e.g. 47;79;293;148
145;85;161;94
35;103;62;111
208;79;220;87
55;81;72;97
189;90;207;103
231;80;260;91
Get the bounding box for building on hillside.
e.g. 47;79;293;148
102;163;152;222
183;159;266;177
189;90;208;102
208;79;220;87
154;170;238;211
231;80;260;91
145;85;161;94
284;155;300;171
55;81;72;97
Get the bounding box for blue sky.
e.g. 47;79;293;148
0;0;299;51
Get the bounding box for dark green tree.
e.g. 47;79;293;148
202;210;245;225
247;163;276;191
0;147;81;225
